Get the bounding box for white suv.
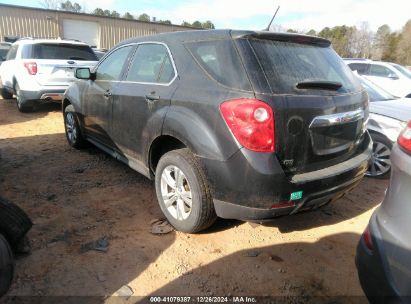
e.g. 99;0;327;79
345;59;411;98
0;38;98;112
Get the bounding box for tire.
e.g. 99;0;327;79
155;148;217;233
366;133;393;179
64;104;87;149
0;234;14;298
0;198;32;248
0;88;12;100
15;83;33;113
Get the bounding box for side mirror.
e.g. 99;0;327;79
388;73;399;80
75;68;92;80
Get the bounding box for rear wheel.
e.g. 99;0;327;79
155;148;217;233
0;234;14;297
64;104;87;149
0;88;12;100
366;133;392;179
15;83;33;113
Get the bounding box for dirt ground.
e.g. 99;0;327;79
0;98;388;302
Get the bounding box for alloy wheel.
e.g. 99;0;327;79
366;141;391;177
65;112;78;144
160;165;193;221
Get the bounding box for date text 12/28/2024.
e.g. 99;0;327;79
149;296;257;303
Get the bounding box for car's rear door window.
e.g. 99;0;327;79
348;63;370;75
125;43;175;84
96;45;133;81
248;39;361;94
369;64;396;78
185;39;251;91
29;43;97;61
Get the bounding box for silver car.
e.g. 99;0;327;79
356;121;411;300
359;76;411;178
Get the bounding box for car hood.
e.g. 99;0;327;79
370;98;411;122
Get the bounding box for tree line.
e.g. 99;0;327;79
285;19;411;65
39;0;215;29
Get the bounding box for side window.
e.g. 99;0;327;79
348;63;369;75
185;39;252;91
126;44;175;84
96;46;133;81
6;45;18;60
369;64;395;78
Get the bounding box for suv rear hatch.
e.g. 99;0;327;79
22;42;98;86
233;31;368;175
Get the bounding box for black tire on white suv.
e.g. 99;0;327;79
15;83;33;113
0;88;12;100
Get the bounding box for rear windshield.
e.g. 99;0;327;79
249;39;361;94
185;39;251;91
25;43;97;61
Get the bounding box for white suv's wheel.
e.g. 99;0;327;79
15;83;33;113
155;148;217;233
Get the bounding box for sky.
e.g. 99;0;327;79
2;0;411;32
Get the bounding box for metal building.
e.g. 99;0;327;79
0;3;194;49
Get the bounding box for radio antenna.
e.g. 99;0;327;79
265;5;280;31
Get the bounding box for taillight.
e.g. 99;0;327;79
398;121;411;154
362;225;374;251
220;98;275;152
24;62;37;75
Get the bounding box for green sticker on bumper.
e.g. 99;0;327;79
290;191;303;201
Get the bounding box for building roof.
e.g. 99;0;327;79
0;3;196;30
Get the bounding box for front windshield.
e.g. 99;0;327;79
391;63;411;79
359;77;396;102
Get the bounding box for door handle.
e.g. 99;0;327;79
145;94;160;103
103;90;112;98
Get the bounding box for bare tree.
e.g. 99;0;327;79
352;22;373;58
38;0;62;9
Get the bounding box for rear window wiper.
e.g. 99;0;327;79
296;80;342;90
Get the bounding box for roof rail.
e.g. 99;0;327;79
14;36;87;44
17;36;60;41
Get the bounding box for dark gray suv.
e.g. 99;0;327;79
63;30;371;233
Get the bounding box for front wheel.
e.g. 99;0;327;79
366;133;392;179
64;104;87;149
155;148;217;233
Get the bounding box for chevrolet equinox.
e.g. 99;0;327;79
62;30;372;233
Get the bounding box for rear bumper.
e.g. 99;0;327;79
202;132;371;220
214;174;363;220
356;214;401;301
20;87;66;103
